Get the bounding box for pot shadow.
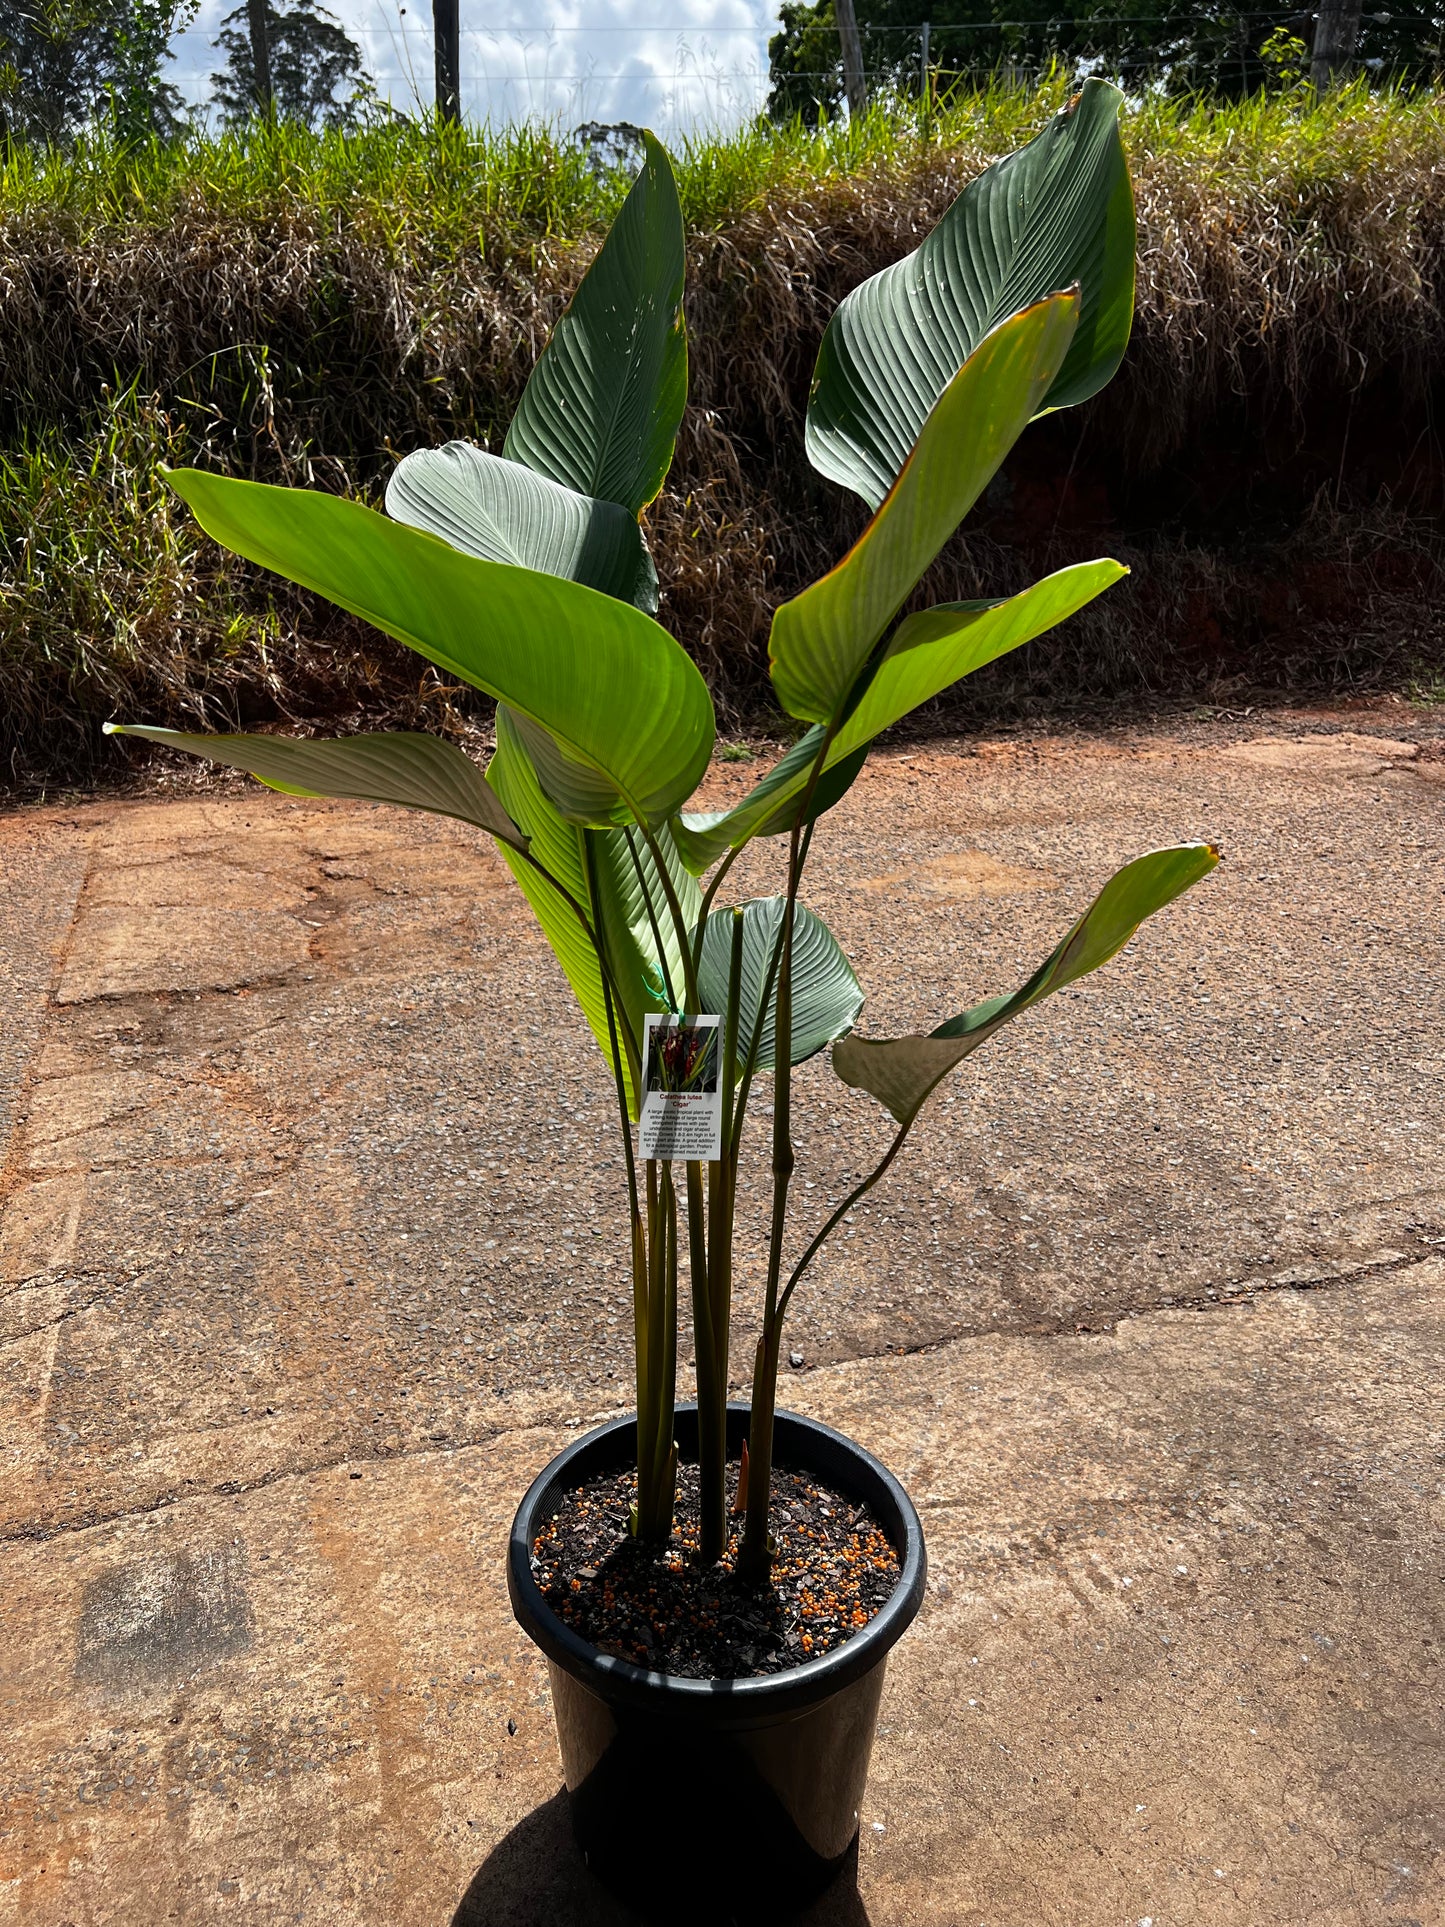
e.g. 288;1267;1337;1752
451;1790;874;1927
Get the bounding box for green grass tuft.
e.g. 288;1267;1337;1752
5;71;1439;241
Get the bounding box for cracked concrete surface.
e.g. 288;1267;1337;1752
0;713;1441;1925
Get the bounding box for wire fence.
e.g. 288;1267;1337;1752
160;7;1444;132
163;16;782;130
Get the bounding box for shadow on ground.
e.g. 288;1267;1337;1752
452;1792;873;1927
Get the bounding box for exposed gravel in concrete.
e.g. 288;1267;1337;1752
0;707;1440;1924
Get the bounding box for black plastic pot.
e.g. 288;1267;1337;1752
507;1402;926;1925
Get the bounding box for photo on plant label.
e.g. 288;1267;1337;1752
639;1014;724;1161
644;1016;720;1096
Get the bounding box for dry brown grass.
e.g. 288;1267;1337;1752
3;83;1443;785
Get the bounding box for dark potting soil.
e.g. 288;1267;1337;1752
530;1462;902;1680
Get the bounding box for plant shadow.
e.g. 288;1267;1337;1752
451;1789;873;1927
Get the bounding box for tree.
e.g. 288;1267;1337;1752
574;119;645;176
0;0;192;145
767;0;1444;118
212;0;365;128
108;0;194;140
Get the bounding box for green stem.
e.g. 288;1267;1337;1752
633;817;702;1013
728;897;787;1160
690;839;745;978
527;840;641;1087
738;818;803;1584
634;1161;679;1542
600;972;642;1239
635;1161;665;1540
685;1154;718;1552
585;840;660;1543
694;906;744;1564
728;817;817;1162
624;825;681;1014
733;721;836;1586
775;1116;913;1327
659;1161;679;1522
630;1202;651;1517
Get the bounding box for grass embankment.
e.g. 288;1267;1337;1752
2;79;1443;785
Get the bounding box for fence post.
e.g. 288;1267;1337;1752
433;0;461;122
246;0;273;113
920;19;930;113
1311;0;1363;87
835;0;867;119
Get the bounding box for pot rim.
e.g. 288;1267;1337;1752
508;1402;927;1721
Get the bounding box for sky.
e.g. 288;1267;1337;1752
163;0;790;134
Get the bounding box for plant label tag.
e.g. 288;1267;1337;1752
638;1014;723;1162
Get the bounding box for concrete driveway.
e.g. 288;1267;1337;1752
1;711;1441;1925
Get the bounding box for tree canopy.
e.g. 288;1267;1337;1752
767;3;1445;118
211;0;365;129
0;0;193;144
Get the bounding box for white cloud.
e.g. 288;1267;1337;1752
166;0;787;134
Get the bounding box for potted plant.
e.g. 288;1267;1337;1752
111;84;1217;1923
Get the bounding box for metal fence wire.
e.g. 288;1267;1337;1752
157;7;1443;128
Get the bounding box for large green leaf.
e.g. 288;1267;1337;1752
696;897;863;1073
807;79;1135;510
684;560;1122;872
164;467;714;826
501;705;630;828
384;446;661;823
833;844;1218;1126
385;440;658;613
104;724;527;850
672;727;869;875
503;131;686;517
770;292;1080;725
833;559;1127;754
487;709;700;1116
